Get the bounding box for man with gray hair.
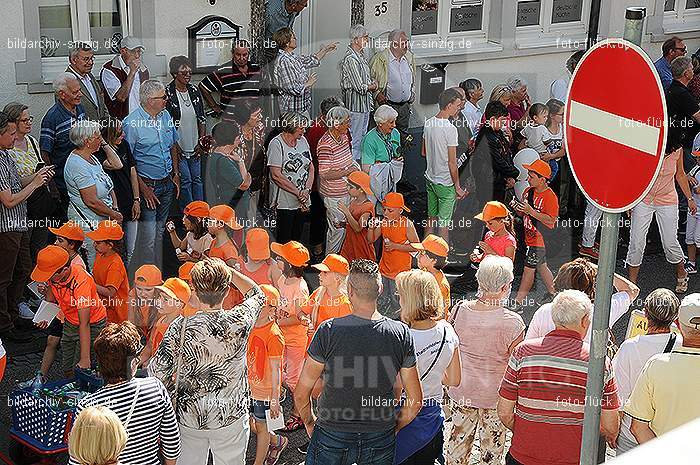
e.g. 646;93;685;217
627;293;700;444
122;79;180;269
101;36;150;119
262;0;309;64
370;29;415;139
498;289;620;465
340;24;377;162
40;72;86;222
66;42;107;121
666;55;700;154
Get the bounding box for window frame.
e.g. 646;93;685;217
411;0;490;40
515;0;591;50
662;0;700;34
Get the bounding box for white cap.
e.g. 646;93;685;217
120;36;145;51
678;293;700;329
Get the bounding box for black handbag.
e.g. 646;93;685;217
25;136;56;221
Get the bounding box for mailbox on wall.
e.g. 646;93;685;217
419;63;447;105
187;16;241;73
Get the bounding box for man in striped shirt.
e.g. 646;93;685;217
497;290;620;465
72;321;180;465
199;40;262;122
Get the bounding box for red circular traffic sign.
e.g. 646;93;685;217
565;39;667;213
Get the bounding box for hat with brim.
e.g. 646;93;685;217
209;205;243;230
347;171;373;196
86;220;124;242
311;254;350;275
156;278;191;304
270;241;310;267
523;159;552;179
382;192;410;212
31;245;70;282
475;201;509;222
48;221;85;241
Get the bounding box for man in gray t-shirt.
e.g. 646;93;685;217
295;259;422;464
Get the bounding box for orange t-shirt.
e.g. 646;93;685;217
247;321;285;401
209;238;239;263
92;252;129;323
50;265;107;325
430;269;451;320
523;187;559;248
128;289;158;340
148;315;176;356
276;276;309;348
239;258;273;285
340;200;376;262
379;216;412;280
303;288;353;330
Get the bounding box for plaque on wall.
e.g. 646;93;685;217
517;1;541;27
412;10;438;35
450;4;483;33
552;0;583;24
187;16;241;73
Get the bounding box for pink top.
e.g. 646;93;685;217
448;301;525;409
643;149;680;206
484;231;517;258
71;254;86;269
317;131;352;198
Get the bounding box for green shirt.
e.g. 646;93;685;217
206;151;248;213
361;128;401;165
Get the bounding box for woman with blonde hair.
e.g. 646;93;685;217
69;405;127;465
487;84;514;141
394;269;461;465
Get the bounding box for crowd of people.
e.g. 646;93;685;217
0;3;700;463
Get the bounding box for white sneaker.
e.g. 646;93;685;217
18;302;35;319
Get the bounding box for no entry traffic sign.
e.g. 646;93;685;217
565;39;667;213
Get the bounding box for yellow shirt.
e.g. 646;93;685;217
625;346;700;436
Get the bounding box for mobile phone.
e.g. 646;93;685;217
35;162;45;172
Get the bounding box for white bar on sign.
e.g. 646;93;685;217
568;100;660;156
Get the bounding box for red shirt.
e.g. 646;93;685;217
499;329;620;465
523;186;559;248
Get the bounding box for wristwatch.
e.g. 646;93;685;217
133;197;140;202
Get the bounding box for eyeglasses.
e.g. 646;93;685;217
19;116;34;123
150;94;168;101
178;70;192;76
675;47;688;53
80;56;95;63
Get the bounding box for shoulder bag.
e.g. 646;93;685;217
420;326;447;382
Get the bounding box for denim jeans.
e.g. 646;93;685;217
179;155;203;207
306;425;395;465
138;179;175;269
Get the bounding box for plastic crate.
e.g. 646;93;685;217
74;368;103;393
9;380;77;452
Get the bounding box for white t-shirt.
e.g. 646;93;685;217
526;291;632;341
101;56;144;115
267;134;312;210
521;124;549;154
424;116;458;186
550;73;570;102
176;90;198;154
613;332;683;443
543;123;564;154
410;319;459;400
461;100;482;137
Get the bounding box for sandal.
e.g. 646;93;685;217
676;274;689;294
265;435;288;465
280;415;304;432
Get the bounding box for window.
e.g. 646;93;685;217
39;0;74;58
88;0;125;55
411;0;490;38
663;0;700;33
515;0;589;49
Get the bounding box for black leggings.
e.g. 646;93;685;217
275;208;305;244
400;426;444;465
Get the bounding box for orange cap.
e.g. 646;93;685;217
48;221;85;241
270;241;310;267
179;262;195;281
259;284;281;307
475;201;509;222
31;245;70;282
134;264;163;287
412;234;449;257
246;228;271;261
312;254;350;275
524;159;552;179
86;220;124;241
209;205;242;230
184;200;210;218
347;171;373;196
382;192;410;212
156;278;192;304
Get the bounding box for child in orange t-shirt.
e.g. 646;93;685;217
303;254;352;345
414;234;452;319
369;192;422;317
247;284;287;464
88;221;129;324
339;171;377;262
208;205;244;308
127;265;163;342
239;228;274;285
269;240;310;432
178;262;199;316
166;200;213;263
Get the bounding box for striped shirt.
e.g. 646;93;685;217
317;131;352;198
39;102;85;191
274;50;320;114
200;61;262;122
0;150;28;233
72;377;180;465
339;46;374;113
499;329;620;465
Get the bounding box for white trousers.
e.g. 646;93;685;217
324;195;351;254
349;111;370;161
177;415;250;465
625;202;684;267
582;200;603;248
687;212;700;246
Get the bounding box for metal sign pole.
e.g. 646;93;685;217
579;7;646;465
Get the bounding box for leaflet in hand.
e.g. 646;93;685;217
266;409;285;433
32;301;60;325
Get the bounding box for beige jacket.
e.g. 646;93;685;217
368;48;416;106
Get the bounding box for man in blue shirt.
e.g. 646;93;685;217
123;79;180;270
40;73;86;222
655;36;686;91
262;0;309;63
